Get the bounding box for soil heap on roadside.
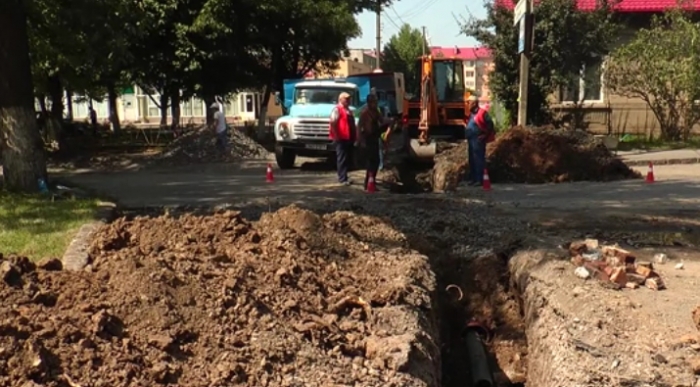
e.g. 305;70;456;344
428;125;640;191
154;126;270;166
0;205;439;387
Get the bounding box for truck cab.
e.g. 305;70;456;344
274;79;361;169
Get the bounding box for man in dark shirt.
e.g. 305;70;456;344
358;94;385;191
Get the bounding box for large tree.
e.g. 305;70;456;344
0;0;48;192
245;0;361;127
381;24;428;93
460;0;618;125
605;10;700;141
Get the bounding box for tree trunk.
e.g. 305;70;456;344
66;89;73;121
170;90;181;130
46;74;65;150
107;83;121;133
257;85;271;131
0;1;48;192
159;92;169;127
204;95;216;126
38;96;47;116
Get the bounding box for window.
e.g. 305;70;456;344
432;59;465;102
465;60;475;68
294;88;358;107
147;95;163;118
560;59;604;103
465;70;475;78
192;99;204;117
181;99;193;117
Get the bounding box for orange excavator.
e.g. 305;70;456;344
399;55;473;161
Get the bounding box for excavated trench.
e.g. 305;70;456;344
404;234;530;387
111;205;536;387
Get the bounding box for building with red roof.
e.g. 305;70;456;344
497;0;700;12
497;0;700;136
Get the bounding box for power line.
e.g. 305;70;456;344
389;5;405;26
399;0;439;20
382;11;401;30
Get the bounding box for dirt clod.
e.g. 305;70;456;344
0;205;439;387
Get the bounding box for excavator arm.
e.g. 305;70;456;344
417;56;439;145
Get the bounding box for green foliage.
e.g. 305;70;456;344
246;0;361;100
0;190;102;259
24;0;365;109
381;24;428;93
605;10;700;141
459;0;618;126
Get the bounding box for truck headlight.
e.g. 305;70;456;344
278;123;290;139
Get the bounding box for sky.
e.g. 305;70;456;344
348;0;487;50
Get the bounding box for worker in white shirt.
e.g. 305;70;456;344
210;103;228;153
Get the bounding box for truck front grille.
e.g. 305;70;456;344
293;121;328;139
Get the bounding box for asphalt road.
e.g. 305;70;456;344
53;159;700;213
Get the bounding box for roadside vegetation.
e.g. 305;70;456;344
0;190;102;259
616;134;700;151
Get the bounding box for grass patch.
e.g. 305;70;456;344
0;190;102;260
617;134;700;151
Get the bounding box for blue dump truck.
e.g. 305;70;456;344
273;72;405;169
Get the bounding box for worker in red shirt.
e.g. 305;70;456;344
329;92;358;186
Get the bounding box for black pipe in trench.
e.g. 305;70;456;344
464;328;495;387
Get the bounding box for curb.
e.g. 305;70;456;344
622;157;700;167
61;203;116;271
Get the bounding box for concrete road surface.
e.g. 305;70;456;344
54;161;700;212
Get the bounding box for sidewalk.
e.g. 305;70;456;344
619;149;700;166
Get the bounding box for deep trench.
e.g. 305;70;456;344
405;234;529;387
116;205;531;387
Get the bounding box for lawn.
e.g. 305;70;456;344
616;134;700;151
0;190;103;260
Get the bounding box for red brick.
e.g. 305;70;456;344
610;267;628;286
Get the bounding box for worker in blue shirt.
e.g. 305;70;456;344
465;95;495;186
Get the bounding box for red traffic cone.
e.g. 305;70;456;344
266;164;274;183
645;162;655;183
366;171;377;193
482;169;492;191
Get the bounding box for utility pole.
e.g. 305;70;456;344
515;0;533;126
422;26;426;55
375;1;381;69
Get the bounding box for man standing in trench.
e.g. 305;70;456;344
329;92;357;186
465;95;495;186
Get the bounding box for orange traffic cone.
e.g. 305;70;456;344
366;172;377;193
482;169;492;191
266;164;274;183
645;162;655;183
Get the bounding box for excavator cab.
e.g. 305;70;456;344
401;56;472;160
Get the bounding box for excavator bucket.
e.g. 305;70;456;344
408;139;437;160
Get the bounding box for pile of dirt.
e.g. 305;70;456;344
426;126;640;191
153;126;270;166
487;126;639;184
0;206;439;387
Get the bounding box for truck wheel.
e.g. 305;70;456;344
275;146;296;169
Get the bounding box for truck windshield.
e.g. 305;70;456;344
294;87;358;107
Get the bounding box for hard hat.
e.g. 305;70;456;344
467;95;478;102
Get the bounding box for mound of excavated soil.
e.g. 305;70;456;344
427;126;640;190
154;126;269;166
488;126;639;184
0;206;439;387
